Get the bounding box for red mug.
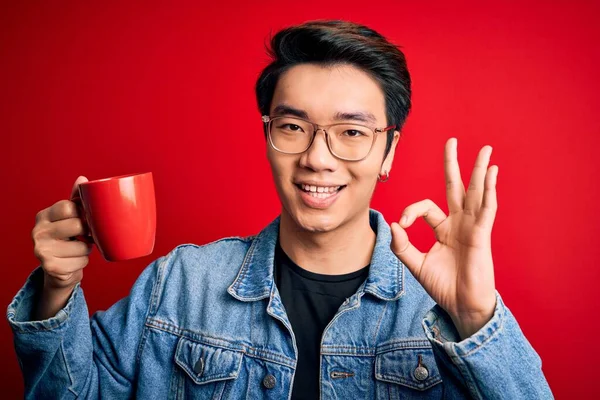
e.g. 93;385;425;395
71;172;156;262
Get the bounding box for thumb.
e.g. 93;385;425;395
390;222;425;278
70;175;89;200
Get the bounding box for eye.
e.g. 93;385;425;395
281;124;304;132
344;130;365;137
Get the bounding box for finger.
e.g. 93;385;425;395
47;200;79;223
35;208;50;224
52;239;93;258
400;199;447;231
46;270;83;286
49;217;86;240
464;145;493;215
477;165;499;228
390;222;425;279
70;176;89;200
44;256;89;276
444;138;465;214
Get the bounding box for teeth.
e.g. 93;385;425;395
300;184;342;195
308;191;332;198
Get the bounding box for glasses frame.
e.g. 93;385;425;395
262;115;397;162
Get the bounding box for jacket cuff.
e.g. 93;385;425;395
6;267;81;333
422;291;504;355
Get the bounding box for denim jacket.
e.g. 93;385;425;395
7;209;553;399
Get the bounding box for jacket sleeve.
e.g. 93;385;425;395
6;256;165;399
421;291;554;399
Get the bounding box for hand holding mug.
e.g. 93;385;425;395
32;172;156;320
33;176;93;291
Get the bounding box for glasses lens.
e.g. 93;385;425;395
269;117;314;154
328;124;375;160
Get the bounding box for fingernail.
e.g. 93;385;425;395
401;215;408;225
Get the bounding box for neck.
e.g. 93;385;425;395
278;208;376;275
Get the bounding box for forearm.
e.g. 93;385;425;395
34;281;76;321
423;292;554;399
7;268;97;397
8;259;163;398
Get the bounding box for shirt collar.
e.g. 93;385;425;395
227;209;405;302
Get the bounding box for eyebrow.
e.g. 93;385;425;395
333;111;377;125
271;104;308;119
271;104;378;125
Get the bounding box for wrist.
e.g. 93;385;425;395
449;300;497;340
35;275;78;321
42;270;81;291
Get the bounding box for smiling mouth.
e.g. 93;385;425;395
295;183;347;199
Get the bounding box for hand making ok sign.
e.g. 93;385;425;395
390;138;499;340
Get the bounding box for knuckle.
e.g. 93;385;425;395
32;224;50;243
463;208;476;217
53;200;76;219
419;199;437;212
64;200;78;217
79;256;90;268
33;222;53;243
43;260;58;274
33;243;49;261
32;245;40;259
392;241;409;254
35;209;47;224
71;240;86;254
72;218;84;235
31;226;40;242
71;240;90;257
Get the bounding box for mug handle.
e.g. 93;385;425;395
69;193;95;244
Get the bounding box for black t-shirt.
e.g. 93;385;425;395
274;241;370;400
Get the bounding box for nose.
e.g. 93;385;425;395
299;129;339;172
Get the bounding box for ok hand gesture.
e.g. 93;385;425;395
390;138;498;340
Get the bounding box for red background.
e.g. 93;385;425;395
2;1;599;397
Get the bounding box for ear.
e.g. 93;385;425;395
380;131;401;175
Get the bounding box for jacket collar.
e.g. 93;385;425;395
227;209;405;302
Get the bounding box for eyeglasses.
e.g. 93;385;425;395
262;115;397;161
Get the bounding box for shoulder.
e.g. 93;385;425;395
143;236;256;306
170;235;254;262
163;235;255;278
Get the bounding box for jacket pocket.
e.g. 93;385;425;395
374;344;442;399
173;336;244;399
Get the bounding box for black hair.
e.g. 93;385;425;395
255;20;412;158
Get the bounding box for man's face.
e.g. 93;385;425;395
267;63;399;233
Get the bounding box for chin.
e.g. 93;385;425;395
277;182;362;234
285;204;344;234
297;215;339;233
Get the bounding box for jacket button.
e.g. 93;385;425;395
194;358;204;376
414;354;429;381
414;365;429;381
262;374;276;389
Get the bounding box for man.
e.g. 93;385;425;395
8;20;552;398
